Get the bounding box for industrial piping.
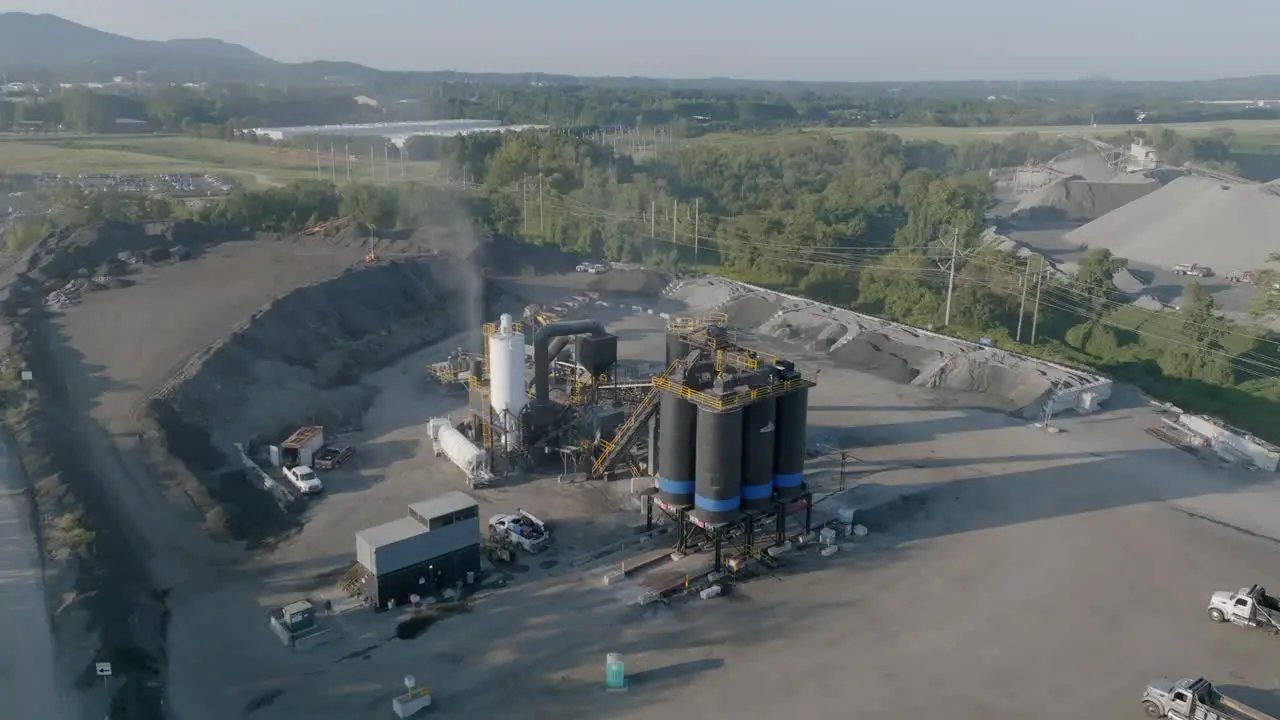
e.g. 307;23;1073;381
533;320;606;404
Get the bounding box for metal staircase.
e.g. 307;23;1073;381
589;384;660;478
588;353;695;479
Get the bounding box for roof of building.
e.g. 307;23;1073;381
356;517;427;549
408;491;478;520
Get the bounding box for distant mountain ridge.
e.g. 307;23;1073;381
0;12;269;68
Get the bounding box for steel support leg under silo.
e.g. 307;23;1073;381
713;526;723;573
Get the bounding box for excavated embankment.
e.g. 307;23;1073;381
148;257;516;541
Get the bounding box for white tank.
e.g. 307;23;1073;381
435;425;486;478
488;313;527;434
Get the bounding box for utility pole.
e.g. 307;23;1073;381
369;147;375;181
943;228;959;326
384;144;390;185
1016;255;1031;343
522;180;528;233
1031;258;1044;345
538;175;544;233
400;148;405;179
693;198;700;267
672;199;678;245
650;200;656;237
345;143;350;183
314;143;321;179
329;142;335;182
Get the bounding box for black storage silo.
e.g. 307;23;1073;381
657;391;697;507
665;333;691;367
773;386;809;499
740;397;777;511
694;408;743;525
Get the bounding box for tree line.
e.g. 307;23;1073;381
7;77;1280;141
6;127;1280;440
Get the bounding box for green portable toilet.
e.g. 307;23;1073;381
605;653;627;691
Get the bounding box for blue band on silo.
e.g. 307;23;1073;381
773;473;804;488
658;477;695;494
740;483;773;500
694;494;741;512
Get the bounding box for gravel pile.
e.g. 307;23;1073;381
669;278;1100;417
1013;177;1161;222
1064;175;1280;272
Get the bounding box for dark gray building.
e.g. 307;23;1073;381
354;491;482;610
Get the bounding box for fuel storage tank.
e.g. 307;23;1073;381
694;407;743;525
657;391;697;507
773;386;808;499
740;397;777;511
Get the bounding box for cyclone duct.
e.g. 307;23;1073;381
533;321;606;404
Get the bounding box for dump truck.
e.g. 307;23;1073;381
488;510;551;553
1207;584;1280;634
1173;263;1212;277
1142;676;1278;719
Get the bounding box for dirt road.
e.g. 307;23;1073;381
0;434;84;719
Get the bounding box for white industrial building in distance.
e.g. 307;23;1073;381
247;119;547;147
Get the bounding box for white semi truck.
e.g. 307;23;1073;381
1142;677;1277;719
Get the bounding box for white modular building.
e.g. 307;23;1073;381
247;119;547;147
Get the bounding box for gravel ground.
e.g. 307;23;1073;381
165;295;1280;720
13;214;1280;720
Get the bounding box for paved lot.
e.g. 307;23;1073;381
160;297;1280;719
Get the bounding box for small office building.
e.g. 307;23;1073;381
354;490;482;610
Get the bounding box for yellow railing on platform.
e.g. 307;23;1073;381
651;375;813;413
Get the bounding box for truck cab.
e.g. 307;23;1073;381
1208;584;1280;633
1143;677;1277;720
284;465;323;495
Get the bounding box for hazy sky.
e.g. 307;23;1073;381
3;0;1278;82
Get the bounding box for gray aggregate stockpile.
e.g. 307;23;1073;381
672;278;1098;417
1065;175;1280;272
1013;177;1160;222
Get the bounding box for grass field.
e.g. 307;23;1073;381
0;135;442;187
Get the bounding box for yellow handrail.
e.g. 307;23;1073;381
651;375;814;413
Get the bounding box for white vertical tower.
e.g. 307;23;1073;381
487;313;527;450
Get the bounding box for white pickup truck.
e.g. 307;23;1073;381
489;510;551;553
283;465;323;495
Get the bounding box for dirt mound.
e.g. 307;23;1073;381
587;269;672;294
830;332;947;384
722;295;780;328
1013;177;1160;222
911;352;1055;415
149;258;515;541
19;220;233;283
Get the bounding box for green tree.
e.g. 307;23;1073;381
1073;248;1128;314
